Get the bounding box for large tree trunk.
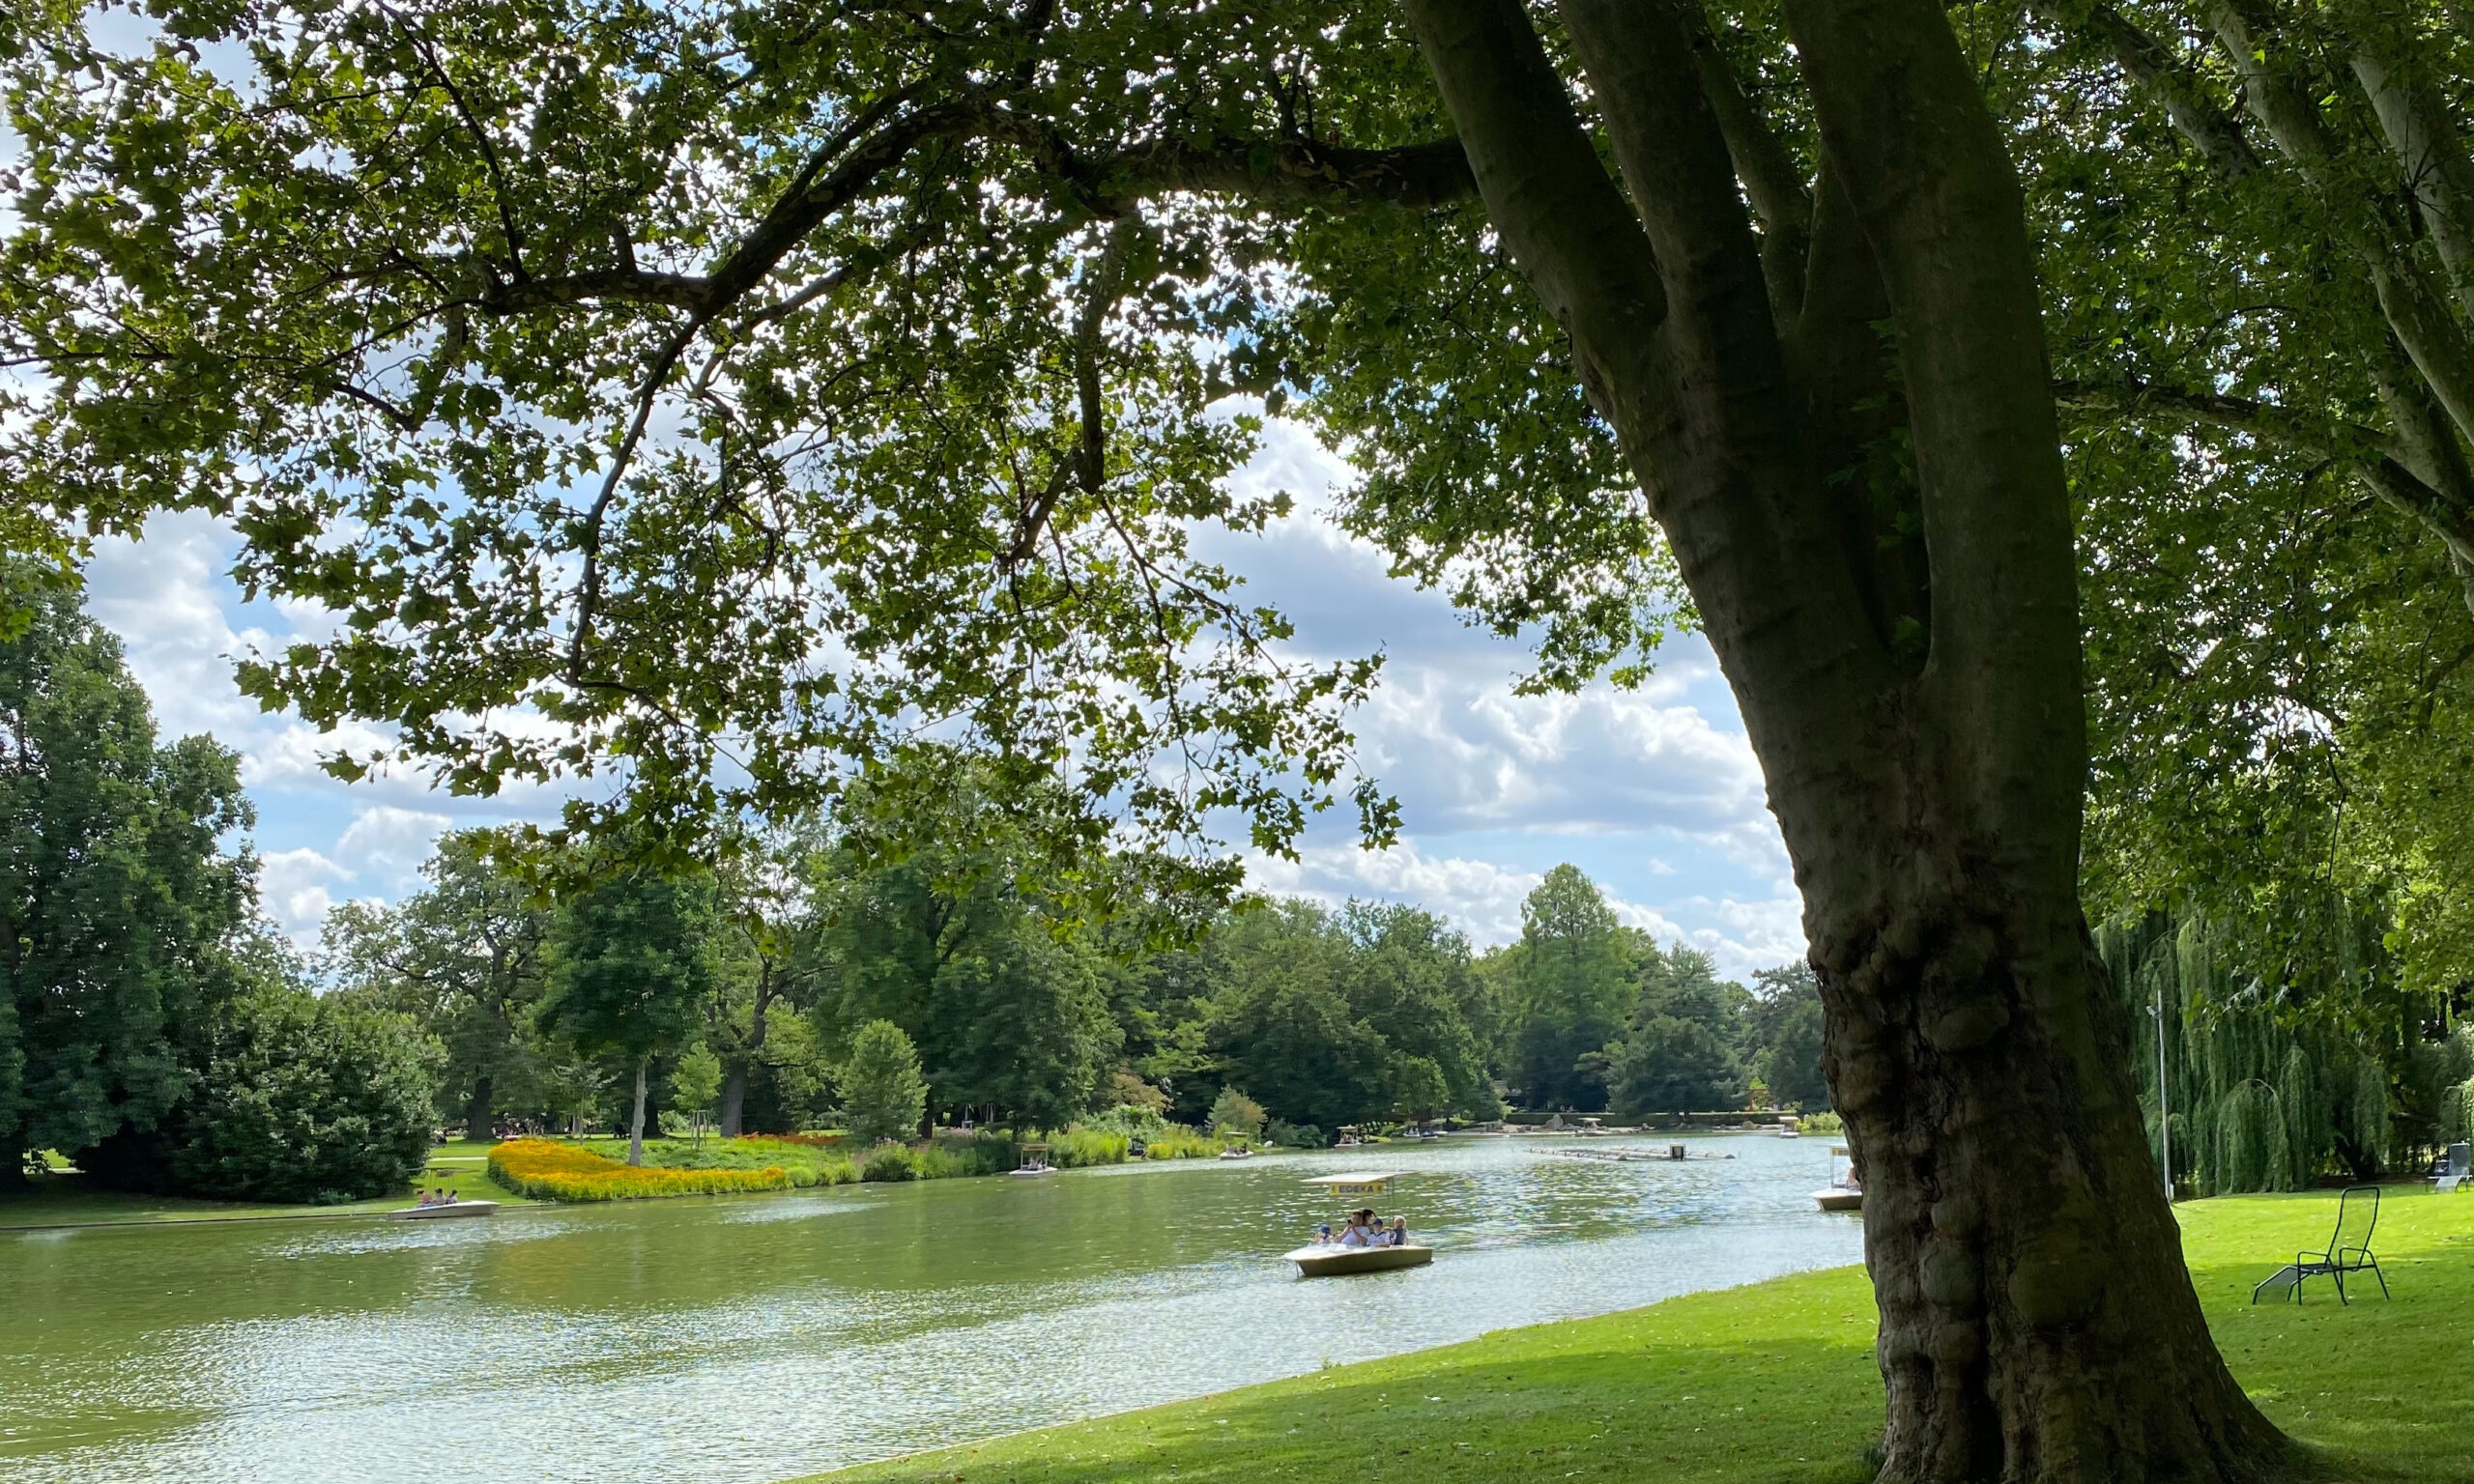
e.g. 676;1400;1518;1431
718;1063;747;1141
1817;882;2274;1479
626;1058;648;1167
1401;0;2289;1477
720;964;773;1140
465;1072;494;1142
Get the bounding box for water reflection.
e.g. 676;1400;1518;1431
1;1133;1863;1484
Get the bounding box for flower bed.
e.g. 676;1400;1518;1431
486;1138;791;1202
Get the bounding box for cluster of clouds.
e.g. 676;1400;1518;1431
81;420;1808;978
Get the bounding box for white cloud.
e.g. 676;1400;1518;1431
335;806;455;894
257;847;354;939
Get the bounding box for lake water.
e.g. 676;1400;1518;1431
0;1132;1866;1484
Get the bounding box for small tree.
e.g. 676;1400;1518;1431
538;869;717;1165
1208;1086;1266;1139
671;1044;723;1148
841;1020;926;1146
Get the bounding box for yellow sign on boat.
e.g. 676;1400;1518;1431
1302;1171;1400;1197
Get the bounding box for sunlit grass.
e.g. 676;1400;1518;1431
802;1187;2474;1484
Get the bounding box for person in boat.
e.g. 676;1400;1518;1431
1387;1215;1408;1247
1314;1223;1335;1245
1338;1210;1378;1246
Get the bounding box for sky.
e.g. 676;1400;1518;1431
82;416;1808;979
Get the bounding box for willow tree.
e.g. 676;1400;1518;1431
3;0;2287;1477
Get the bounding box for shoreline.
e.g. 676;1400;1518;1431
782;1186;2474;1484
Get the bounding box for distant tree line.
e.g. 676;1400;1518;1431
321;825;1836;1152
3;579;1844;1198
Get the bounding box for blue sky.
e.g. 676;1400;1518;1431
84;416;1806;978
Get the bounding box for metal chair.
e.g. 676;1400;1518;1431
2433;1142;2470;1194
2254;1184;2387;1305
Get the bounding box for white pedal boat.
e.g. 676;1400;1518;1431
1283;1242;1433;1276
390;1200;499;1220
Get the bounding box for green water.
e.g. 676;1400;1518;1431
0;1133;1862;1483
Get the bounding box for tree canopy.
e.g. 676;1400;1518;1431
0;578;255;1173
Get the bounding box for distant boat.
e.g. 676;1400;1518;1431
1814;1145;1861;1213
1218;1146;1253;1160
1777;1125;1802;1138
1283;1242;1432;1276
390;1200;498;1220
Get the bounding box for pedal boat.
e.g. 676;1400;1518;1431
390;1200;499;1220
1283;1242;1433;1276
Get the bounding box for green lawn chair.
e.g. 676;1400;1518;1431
2253;1184;2388;1306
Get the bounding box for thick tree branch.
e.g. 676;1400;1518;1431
2057;372;2474;614
1398;0;1668;417
1674;1;1812;318
2210;1;2474;445
2028;0;2260;180
1789;0;2084;747
1083;134;1477;212
2351;48;2474;317
483;118;1473;322
1008;217;1140;565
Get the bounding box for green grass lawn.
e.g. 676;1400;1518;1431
0;1142;529;1228
803;1186;2474;1484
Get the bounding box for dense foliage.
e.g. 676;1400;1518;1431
1;581;256;1175
85;981;441;1204
2104;911;2456;1194
324;830;552;1139
839;1019;929;1146
539;864;719;1161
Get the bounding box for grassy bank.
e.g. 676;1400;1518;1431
803;1186;2474;1484
0;1137;528;1228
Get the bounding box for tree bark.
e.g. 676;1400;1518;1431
465;1072;494;1142
1400;0;2290;1477
627;1058;648;1167
721;958;775;1140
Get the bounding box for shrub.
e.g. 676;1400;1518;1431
1797;1111;1845;1134
1137;1127;1223;1159
1208;1087;1267;1138
488;1138;790;1201
1266;1120;1325;1149
1046;1127;1130;1167
747;1130;846;1149
1104;1069;1169;1113
86;985;442;1204
1081;1104;1173;1139
860;1143;918;1182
